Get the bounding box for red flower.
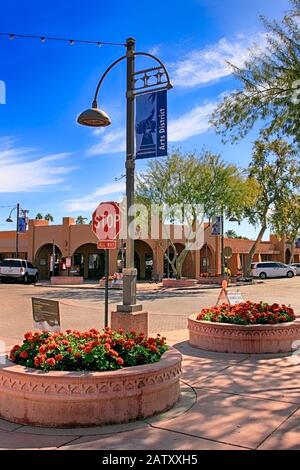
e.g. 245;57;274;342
46;358;56;367
109;349;119;357
19;350;29;359
116;357;124;366
24;331;34;341
10;345;20;355
34;356;40;367
55;354;63;361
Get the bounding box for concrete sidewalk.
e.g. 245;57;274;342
1;328;300;450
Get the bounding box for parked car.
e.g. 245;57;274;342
251;262;297;279
0;258;38;283
291;263;300;275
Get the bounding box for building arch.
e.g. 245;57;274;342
34;243;62;279
134;240;154;280
285;248;292;264
72;243;105;280
164;242;194;278
118;240;154;280
200;243;214;276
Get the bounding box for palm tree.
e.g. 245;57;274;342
225;229;238;238
35;213;43;220
44;214;54;222
76;215;88;225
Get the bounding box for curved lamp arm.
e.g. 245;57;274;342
92;51;172;107
92;55;127;107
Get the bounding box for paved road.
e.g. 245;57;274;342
1;277;300;348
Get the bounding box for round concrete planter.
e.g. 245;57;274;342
0;348;181;427
162;278;198;288
188;314;300;353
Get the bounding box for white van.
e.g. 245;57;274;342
0;259;38;283
251;262;297;279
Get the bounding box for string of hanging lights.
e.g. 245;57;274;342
0;32;126;47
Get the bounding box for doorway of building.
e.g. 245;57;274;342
35;244;62;279
73;244;105;280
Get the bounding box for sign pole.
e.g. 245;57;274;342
104;249;109;328
16;203;20;258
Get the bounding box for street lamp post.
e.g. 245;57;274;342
221;211;225;278
222;214;240;278
77;38;171;327
6;203;22;258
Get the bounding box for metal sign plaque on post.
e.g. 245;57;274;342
32;297;61;332
216;281;244;306
135;90;167;159
97;240;117;250
92;201;120;329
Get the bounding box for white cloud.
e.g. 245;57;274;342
169;101;217;141
0;137;76;192
64;181;125;212
88;129;126;156
87;100;217;152
170;33;267;88
149;46;161;56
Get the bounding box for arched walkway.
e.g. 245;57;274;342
164;243;194;278
135;240;153;280
73;243;105;280
200;243;214;275
117;240;154;280
35;244;62;280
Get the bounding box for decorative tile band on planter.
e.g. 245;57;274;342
0;348;181;427
188;314;300;353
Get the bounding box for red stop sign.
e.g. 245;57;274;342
92;201;120;241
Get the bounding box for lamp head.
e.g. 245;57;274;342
6;216;13;223
77;101;111;127
228;215;240;222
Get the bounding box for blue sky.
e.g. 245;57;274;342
0;0;291;237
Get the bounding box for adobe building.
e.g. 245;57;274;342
0;217;299;280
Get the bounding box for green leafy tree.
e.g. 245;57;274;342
243;139;300;275
76;216;88;225
211;0;300;145
35;213;43;220
271;195;300;262
44;214;54;223
136;150;257;278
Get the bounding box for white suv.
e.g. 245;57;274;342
291;263;300;275
251;262;297;279
0;259;38;283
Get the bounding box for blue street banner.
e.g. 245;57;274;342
17;217;27;233
135;90;167;159
211;216;222;236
